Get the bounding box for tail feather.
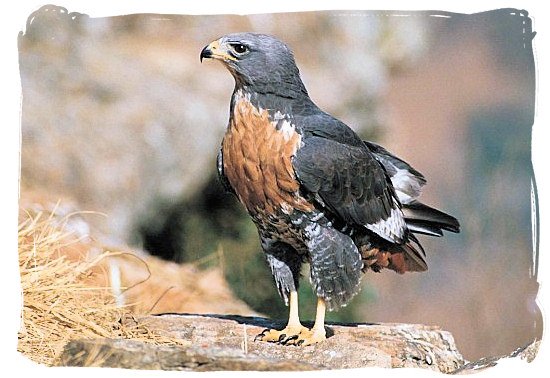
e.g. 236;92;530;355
406;222;444;237
399;201;459;272
402;200;460;235
401;234;428;272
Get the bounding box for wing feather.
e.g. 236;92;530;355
364;141;426;204
293;136;407;243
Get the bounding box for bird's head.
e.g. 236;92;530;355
200;32;308;98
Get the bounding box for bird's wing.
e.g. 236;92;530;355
293;134;408;244
363;141;426;204
363;141;460;236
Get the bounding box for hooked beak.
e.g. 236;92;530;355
200;39;237;63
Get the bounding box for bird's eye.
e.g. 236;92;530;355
231;43;249;54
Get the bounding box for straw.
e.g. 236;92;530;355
17;207;187;366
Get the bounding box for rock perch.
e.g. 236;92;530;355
58;314;465;372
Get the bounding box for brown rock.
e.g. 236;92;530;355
57;314;466;372
58;339;318;371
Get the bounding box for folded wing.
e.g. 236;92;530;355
293;136;408;244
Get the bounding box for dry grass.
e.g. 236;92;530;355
17;204;187;366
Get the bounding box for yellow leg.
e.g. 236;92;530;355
287;290;302;328
256;293;328;346
285;297;327;346
255;291;309;343
311;297;327;339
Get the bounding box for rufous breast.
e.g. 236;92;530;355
222;97;313;217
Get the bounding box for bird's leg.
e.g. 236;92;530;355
255;290;309;343
284;297;327;346
311;297;327;339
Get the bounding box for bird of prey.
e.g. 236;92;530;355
200;33;460;346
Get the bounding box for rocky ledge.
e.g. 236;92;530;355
58;313;468;372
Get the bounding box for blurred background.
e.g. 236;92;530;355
18;6;540;361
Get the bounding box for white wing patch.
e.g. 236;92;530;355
365;205;407;243
391;167;424;204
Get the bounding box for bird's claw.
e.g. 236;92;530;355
284;335;300;345
255;326;326;346
254;329;268;342
284;329;326;346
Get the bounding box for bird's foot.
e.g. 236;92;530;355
255;325;309;344
255;325;326;346
283;327;326;346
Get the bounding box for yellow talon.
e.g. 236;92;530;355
284;328;326;346
255;325;310;343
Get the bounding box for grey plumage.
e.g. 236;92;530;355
307;225;363;311
262;238;303;305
